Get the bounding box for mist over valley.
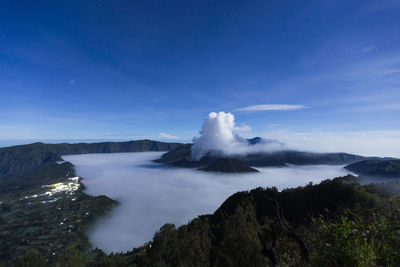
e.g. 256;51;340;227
63;152;351;253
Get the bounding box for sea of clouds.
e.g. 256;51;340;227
63;152;351;253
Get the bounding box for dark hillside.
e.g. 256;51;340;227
129;175;396;267
201;158;259;173
155;143;192;162
214;175;379;224
345;159;400;178
0;161;117;265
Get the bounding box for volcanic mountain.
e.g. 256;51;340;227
156;142;368;173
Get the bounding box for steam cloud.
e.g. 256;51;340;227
191;112;283;161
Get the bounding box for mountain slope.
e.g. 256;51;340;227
154;143;192;163
200;158;259;173
345;159;400;178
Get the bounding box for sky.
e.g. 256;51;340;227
1;1;400;154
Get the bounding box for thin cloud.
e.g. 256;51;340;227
262;130;400;158
235;104;307;112
159;132;180;140
234;123;252;133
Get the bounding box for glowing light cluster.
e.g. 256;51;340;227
22;177;81;200
43;177;81;196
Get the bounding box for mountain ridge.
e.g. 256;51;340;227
156;143;370;172
200;157;259;173
345;159;400;178
0;140;182;178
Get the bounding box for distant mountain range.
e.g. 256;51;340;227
0;140;181;179
3;138;397;178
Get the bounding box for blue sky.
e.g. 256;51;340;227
1;0;400;153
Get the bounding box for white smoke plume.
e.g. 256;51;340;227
191;112;284;161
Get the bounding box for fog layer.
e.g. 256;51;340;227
63;152;350;253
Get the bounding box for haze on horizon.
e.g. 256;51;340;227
1;1;399;157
